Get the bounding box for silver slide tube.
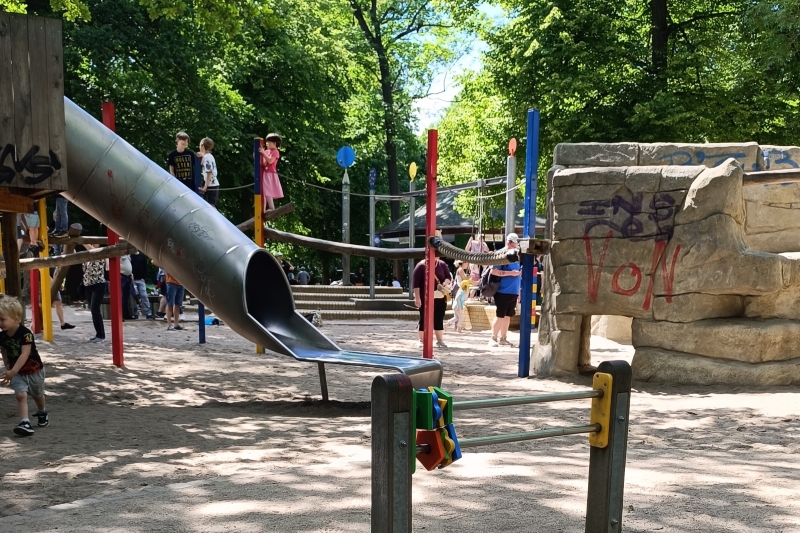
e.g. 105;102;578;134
63;98;442;389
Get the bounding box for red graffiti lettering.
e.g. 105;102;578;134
661;244;681;303
584;231;614;303
611;263;642;296
641;240;666;311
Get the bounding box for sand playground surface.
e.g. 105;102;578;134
0;305;799;532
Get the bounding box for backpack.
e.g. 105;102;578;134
479;265;501;298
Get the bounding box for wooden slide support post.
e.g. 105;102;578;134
585;360;632;533
371;373;413;533
38;199;53;341
1;213;21;298
0;222;5;293
50;223;82;302
102;102;124;367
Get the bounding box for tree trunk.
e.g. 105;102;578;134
650;0;669;78
378;56;401;222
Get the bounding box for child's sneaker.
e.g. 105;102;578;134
498;337;515;347
36;411;49;427
13;421;34;436
488;337;499;347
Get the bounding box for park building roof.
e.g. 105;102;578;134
376;191;545;244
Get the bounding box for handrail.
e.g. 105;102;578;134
453;390;602;411
459;424;602;449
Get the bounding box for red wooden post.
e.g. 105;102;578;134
102;102;124;367
29;270;41;333
423;130;438;360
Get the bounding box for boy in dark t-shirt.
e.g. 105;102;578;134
167;131;199;193
0;297;48;436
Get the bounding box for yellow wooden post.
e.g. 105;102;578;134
254;138;265;354
38;199;53;341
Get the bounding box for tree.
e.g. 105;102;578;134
346;0;468;222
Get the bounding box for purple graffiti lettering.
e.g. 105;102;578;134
584;192;676;241
577;199;611;216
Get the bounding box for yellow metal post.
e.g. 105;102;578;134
38;199;53;341
589;372;613;448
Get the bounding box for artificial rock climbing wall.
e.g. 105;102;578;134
534;142;800;385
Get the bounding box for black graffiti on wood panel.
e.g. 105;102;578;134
0;143;63;185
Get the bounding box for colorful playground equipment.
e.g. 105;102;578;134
371;360;631;532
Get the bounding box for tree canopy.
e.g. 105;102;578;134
5;0;800;276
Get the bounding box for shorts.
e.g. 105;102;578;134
205;186;219;207
11;368;46;397
53;290;61;302
418;297;447;331
494;292;518;318
166;282;185;306
23;213;40;228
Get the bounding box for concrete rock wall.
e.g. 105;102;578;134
535;142;800;385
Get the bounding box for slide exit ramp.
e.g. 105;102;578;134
62;98;442;399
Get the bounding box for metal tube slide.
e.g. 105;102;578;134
63;98;442;389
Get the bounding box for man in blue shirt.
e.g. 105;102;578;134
488;233;521;347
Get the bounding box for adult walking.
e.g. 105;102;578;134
488;233;521;347
412;254;452;349
131;251;154;319
82;244;108;343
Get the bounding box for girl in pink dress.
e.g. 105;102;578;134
258;133;284;215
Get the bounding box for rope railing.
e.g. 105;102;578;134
428;236;518;265
218;172;520;199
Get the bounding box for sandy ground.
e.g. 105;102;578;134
0;305;798;532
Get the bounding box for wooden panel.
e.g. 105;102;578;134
10;14;31;189
27;16;50;190
0;13;14;186
0;189;34;213
44;17;66;191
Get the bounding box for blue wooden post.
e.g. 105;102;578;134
518;110;540;378
198;302;206;344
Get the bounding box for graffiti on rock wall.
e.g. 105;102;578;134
581;191;681;310
0;143;62;184
762;149;800;170
579;192;676;241
657;150;753;170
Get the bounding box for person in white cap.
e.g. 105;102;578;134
275;252;295;283
488;233;521;347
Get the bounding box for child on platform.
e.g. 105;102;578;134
258;133;284;216
0;296;48;436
